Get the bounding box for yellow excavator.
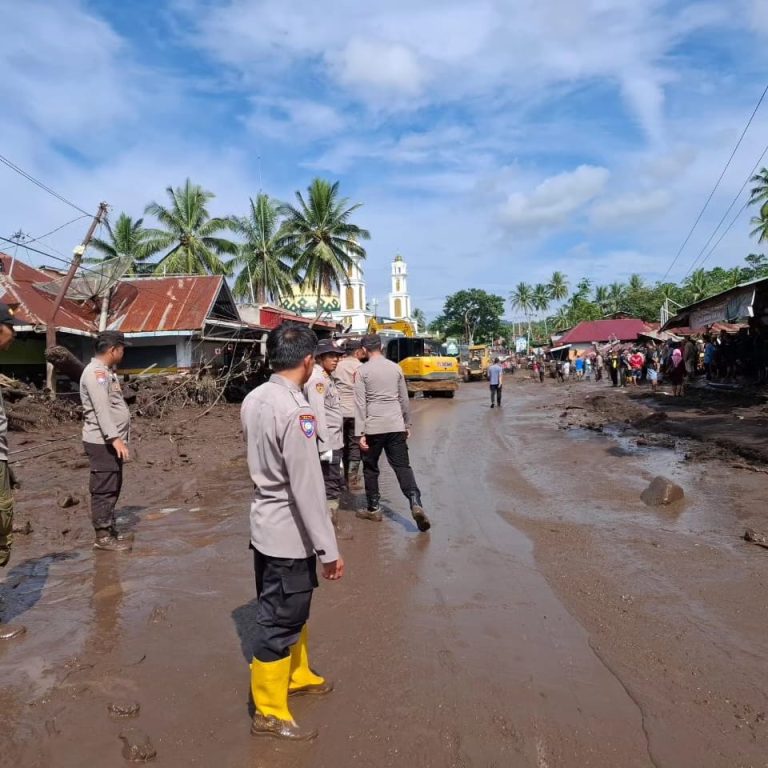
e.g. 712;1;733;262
366;319;460;398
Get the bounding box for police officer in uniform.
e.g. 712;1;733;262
241;323;344;742
0;303;25;640
80;330;132;552
354;334;431;532
334;339;368;489
303;338;352;539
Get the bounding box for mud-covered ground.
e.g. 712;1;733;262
1;376;767;767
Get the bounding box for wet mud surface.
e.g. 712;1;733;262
1;380;767;767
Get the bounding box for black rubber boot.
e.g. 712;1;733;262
356;494;382;522
408;492;431;533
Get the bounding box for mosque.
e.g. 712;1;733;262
279;254;412;333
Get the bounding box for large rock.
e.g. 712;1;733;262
641;476;685;506
119;728;156;762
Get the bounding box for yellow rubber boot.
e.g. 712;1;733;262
250;656;317;740
288;626;334;696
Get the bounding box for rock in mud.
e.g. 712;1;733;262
119;728;156;762
57;493;80;509
640;476;684;506
108;701;141;718
744;529;768;549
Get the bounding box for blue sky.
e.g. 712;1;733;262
2;0;768;319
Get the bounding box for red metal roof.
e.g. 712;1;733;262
0;253;97;332
559;318;653;344
109;276;224;333
258;305;339;331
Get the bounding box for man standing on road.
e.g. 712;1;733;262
0;303;25;640
488;357;503;408
354;334;430;532
80;330;132;553
242;323;343;742
304;338;352;540
334;339;368;489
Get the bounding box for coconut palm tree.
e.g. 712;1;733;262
749;201;768;243
144;178;238;275
548;271;569;302
89;213;160;274
532;283;551;336
229;194;295;303
749;167;768;207
279;179;370;314
553;304;572;330
510;282;534;338
594;285;610;314
683;268;710;302
412;307;427;331
607;282;626;313
627;273;645;294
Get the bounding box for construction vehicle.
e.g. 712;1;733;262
459;344;492;382
366;318;460;398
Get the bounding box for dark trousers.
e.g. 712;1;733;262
362;432;419;501
252;548;317;662
342;418;360;473
610;367;619;387
490;384;502;406
84;441;123;535
321;450;343;501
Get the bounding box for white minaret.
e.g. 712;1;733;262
341;259;366;315
388;254;411;319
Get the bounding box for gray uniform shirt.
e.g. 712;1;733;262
241;374;339;564
304;365;343;453
80;358;131;445
0;389;8;462
333;356;361;419
354;355;411;436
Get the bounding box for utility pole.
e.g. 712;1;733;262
46;202;109;392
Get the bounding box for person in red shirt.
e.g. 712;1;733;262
628;350;644;386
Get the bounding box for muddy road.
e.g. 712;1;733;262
1;380;766;767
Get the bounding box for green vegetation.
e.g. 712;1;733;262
430;289;506;344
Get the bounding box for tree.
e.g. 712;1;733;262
279;179;370;314
744;253;768;279
412;307;427;331
89;213;160;275
594;285;609;314
607;282;626;313
230;194;295;303
532;283;551;337
439;289;505;343
144;178;238;275
548;271;569;302
510;282;535;340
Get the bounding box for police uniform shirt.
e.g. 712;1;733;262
241;374;339;563
303;365;343;453
333;356;362;419
80;358;131;445
353;355;411;437
0;389;8;462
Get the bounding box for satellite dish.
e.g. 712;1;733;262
37;254;135;301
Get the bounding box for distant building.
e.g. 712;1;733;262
388;254;411;321
557;318;656;354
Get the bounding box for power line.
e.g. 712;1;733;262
695;200;750;271
682;141;768;278
0;153;91;216
661;82;768;282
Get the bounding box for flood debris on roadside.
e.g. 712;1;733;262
743;528;768;549
119;728;157;762
108;701;141;718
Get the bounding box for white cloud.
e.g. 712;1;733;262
499;165;610;233
246;98;346;140
591;189;671;228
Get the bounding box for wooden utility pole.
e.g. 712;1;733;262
45;201;108;392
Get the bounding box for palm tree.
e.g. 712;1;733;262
749;201;768;243
144;178;238;275
548;271;569;302
229;194;295;303
279;179;370;315
749;167;768;207
594;285;609;314
607;282;626;313
627;273;645;294
510;282;534;339
412;307;427;331
553;304;572;330
532;283;551;337
89;213;160;274
683;269;710;302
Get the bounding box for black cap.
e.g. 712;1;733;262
315;338;344;357
344;338;362;351
97;330;131;347
0;302;20;328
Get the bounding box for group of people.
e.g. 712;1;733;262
1;314;431;744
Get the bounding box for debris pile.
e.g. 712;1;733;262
0;374;81;431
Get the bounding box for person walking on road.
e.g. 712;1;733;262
0;303;26;640
304;338;352;540
334;339;368;489
241;323;344;742
354;334;431;532
80;330;132;552
488;357;503;408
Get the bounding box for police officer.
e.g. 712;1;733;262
303;337;352;539
333;339;368;489
80;330;132;552
241;323;344;742
0;303;25;640
354;334;431;532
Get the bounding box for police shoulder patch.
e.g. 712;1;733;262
299;414;316;438
315;382;325;394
